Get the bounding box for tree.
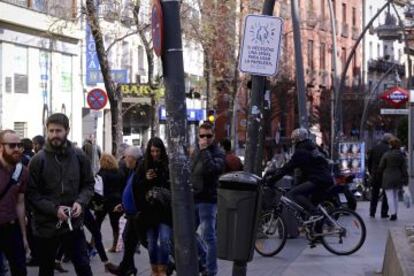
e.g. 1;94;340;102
85;0;123;156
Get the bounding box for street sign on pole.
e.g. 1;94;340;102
151;0;164;57
87;88;108;110
239;15;284;76
380;86;409;108
380;108;408;115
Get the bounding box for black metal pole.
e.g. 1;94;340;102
244;0;276;176
160;0;199;275
241;2;276;276
291;0;308;129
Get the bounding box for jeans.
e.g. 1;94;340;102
36;229;92;276
370;182;389;216
118;215;140;272
385;189;399;216
84;208;108;262
195;203;217;276
146;223;172;265
287;181;319;214
0;222;27;276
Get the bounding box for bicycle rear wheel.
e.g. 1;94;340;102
254;210;287;257
320;208;366;255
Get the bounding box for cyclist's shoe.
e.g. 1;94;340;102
308;237;321;248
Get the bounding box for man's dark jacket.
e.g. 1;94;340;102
191;143;225;203
269;139;333;187
27;141;94;238
367;140;389;185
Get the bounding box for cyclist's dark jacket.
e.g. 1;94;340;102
269;139;333;187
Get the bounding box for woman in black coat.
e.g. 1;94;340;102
94;153;125;252
378;137;408;221
134;137;172;276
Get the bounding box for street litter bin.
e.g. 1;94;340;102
217;171;262;262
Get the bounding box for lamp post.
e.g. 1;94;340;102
333;0;393;159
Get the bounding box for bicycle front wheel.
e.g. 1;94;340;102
254;210;287;257
320;208;366;255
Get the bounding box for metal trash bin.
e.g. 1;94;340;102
217;171;262;262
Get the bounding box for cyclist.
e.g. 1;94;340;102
264;128;334;218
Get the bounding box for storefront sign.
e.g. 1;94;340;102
86;24;128;85
338;142;365;183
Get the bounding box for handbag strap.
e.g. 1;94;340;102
0;163;23;201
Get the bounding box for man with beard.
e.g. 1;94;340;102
0;130;29;276
27;113;94;276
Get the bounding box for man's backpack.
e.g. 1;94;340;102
0;163;23;201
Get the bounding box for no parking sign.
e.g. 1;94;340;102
87;88;108;110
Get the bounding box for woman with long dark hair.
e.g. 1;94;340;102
134;137;172;276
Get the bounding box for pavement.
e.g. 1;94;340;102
19;201;414;275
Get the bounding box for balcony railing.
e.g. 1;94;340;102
319;17;330;32
2;0;77;19
367;59;405;76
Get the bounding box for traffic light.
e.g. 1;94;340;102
207;109;215;124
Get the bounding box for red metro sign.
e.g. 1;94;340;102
380;86;409;108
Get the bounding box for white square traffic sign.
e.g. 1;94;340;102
239;15;284;76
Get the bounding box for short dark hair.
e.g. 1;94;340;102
199;122;214;132
46;113;70;130
21;138;33;151
0;129;16;143
221;138;231;152
32;135;45;146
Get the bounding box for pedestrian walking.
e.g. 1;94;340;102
20;138;34;167
27;113;94;276
191;123;225;276
94;153;124;253
378;137;408;221
31;135;45;154
220;138;243;173
134;137;172;276
107;146;142;276
367;133;393;218
0;130;29;276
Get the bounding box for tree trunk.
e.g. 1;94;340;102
85;0;122;157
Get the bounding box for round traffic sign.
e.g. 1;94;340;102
87;88;108;110
151;0;164;57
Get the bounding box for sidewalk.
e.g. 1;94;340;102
25;201;413;276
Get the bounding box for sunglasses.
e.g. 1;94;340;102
2;143;23;149
199;134;213;139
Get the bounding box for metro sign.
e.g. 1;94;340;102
380;86;409;108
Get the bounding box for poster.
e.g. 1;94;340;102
338;142;365;183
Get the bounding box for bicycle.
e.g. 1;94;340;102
255;183;366;257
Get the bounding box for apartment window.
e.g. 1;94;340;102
320;43;326;70
121;41;130;68
61;55;72;93
341;47;346;70
377;43;381;58
332;0;336;15
308;40;314;69
14;46;28;94
14;122;27;138
384;45;388;57
352;55;357;76
104;34;114;68
138;45;145;75
342;3;346;24
369;42;373;59
352;7;356;26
